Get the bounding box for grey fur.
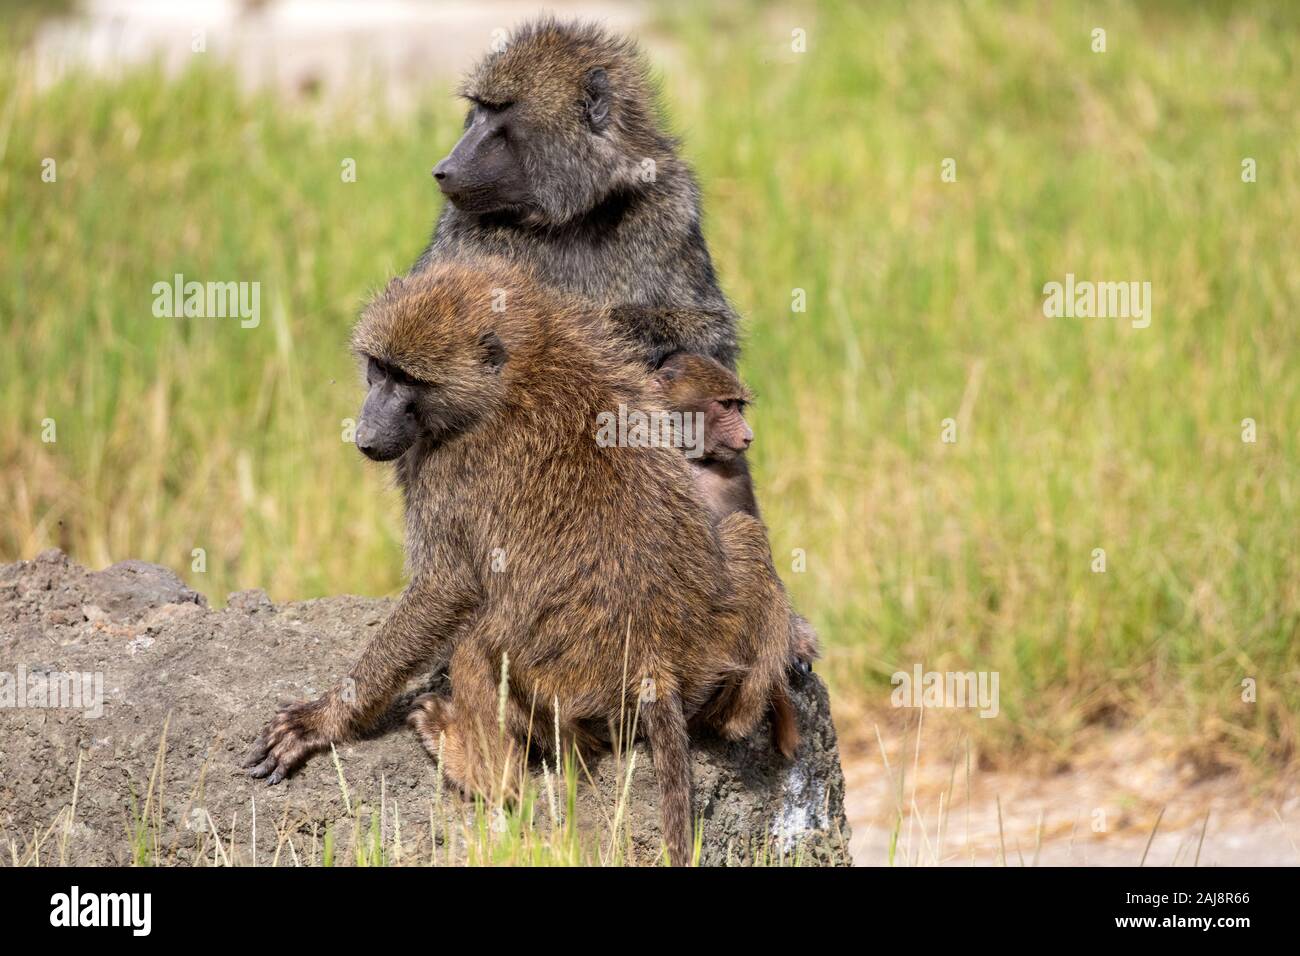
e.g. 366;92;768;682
412;17;740;369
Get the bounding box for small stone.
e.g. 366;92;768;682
45;608;83;626
127;635;156;655
226;588;274;612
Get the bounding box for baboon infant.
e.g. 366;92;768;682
246;260;796;864
653;351;820;670
654;351;757;523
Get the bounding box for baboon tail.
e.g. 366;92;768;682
770;684;799;759
643;690;693;866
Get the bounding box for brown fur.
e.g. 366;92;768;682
246;259;796;864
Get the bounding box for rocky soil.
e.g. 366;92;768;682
0;550;851;866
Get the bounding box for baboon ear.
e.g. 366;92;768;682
583;67;611;131
478;331;508;372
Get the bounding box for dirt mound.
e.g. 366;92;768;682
0;550;850;865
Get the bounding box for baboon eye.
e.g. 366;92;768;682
389;365;421;387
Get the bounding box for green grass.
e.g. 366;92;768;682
2;0;1297;772
17;695;807;866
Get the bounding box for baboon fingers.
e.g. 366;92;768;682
242;735;270;768
247;755;279;779
252;738;316;785
245;698;331;782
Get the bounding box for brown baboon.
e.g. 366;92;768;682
413;17;738;370
653;351;820;674
245;260;796;864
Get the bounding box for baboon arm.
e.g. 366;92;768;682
340;573;479;734
607;306;736;368
245;572;477;784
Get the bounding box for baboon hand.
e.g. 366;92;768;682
244;699;331;785
789;613;820;678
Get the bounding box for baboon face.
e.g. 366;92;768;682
432;101;535;215
353;270;515;462
355;335;507;462
656;352;754;461
355;356;425;461
436;21;660;225
702;396;753;461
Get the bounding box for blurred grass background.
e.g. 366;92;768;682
1;0;1297;773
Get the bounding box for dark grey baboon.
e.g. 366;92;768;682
413;17;739;370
